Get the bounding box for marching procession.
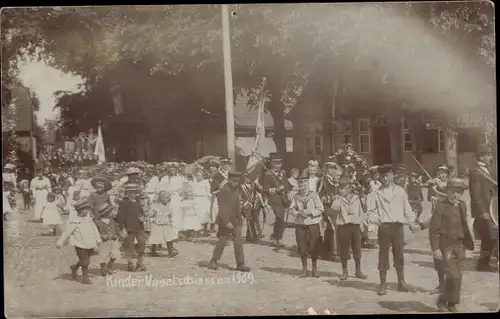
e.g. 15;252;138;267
2;143;498;313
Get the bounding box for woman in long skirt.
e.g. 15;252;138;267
191;168;212;236
30;170;52;221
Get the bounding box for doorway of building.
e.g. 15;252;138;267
372;126;392;165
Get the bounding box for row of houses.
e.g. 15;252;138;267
99;90;489;175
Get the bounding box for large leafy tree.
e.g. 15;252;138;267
2;3;494;156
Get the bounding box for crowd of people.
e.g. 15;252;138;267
2;143;498;313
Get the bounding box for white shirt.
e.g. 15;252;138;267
366;184;414;224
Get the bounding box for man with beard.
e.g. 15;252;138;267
469;144;498;272
318;161;341;261
263;153;290;249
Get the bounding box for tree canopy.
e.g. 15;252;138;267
1;3;494;152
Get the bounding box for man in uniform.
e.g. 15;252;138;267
263;153;290;248
318;161;341;261
206;172;251;272
209;159;226;233
241;172;265;242
469;144;498;272
428;164;450;208
430;178;474;312
366;164;418;295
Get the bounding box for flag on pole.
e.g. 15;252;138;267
246;80;267;173
94;125;106;164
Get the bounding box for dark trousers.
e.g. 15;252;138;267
22;192;31;209
75;247;93;266
212;223;244;266
271;204;286;241
321;223;338;259
438;241;465;305
473;217;498;267
295;224;322;258
378;223;405;271
246;209;262;241
410;201;423;220
337;224;362;262
123;230;147;256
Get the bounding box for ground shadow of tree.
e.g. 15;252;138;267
260;266;340;278
377;301;438;313
325;279;431;294
480;302;499;312
197;260;234;271
412;259;478;272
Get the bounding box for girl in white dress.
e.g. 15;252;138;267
158;165;185;233
179;182;202;240
147;190;179;257
191;168;212;236
41;193;63;235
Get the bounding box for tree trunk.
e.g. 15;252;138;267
444;127;458;176
269;100;287;154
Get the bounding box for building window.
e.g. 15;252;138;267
305;123;323;156
195;134;204;158
457;127;484;153
423;128;445;153
402;118;414;152
358;118;370;153
332;120;353;152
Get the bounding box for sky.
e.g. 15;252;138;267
18;58;83;126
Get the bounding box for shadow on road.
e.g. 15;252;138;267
260;266;340;278
325;279;431;294
480;302;499;312
412;259;478;272
404;248;433;256
377;301;437;313
197;260;234;271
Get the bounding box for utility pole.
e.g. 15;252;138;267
221;4;236;165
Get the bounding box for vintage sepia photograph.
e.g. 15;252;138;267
2;2;498;317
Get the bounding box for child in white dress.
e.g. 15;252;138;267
56;199;102;285
179;182;202;240
41;193;63;236
147;190;179;257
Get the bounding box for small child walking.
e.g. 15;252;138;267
147;190;179;257
331;178;368;281
94;202;121;276
56;199;102;284
406;172;424;221
41;192;63;236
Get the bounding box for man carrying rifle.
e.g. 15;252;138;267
263;153;290;249
241;172;265;242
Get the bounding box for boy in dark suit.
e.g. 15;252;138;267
429;178;474;312
116;183;147;272
406;172;424;221
206;172;251;272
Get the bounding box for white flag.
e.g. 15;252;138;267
246;92;266;172
94;125;106;164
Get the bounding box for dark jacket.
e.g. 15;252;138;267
116;198;145;232
469;166;496;219
216;184;244;227
429;199;474;251
263;170;290;207
406;181;424;202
